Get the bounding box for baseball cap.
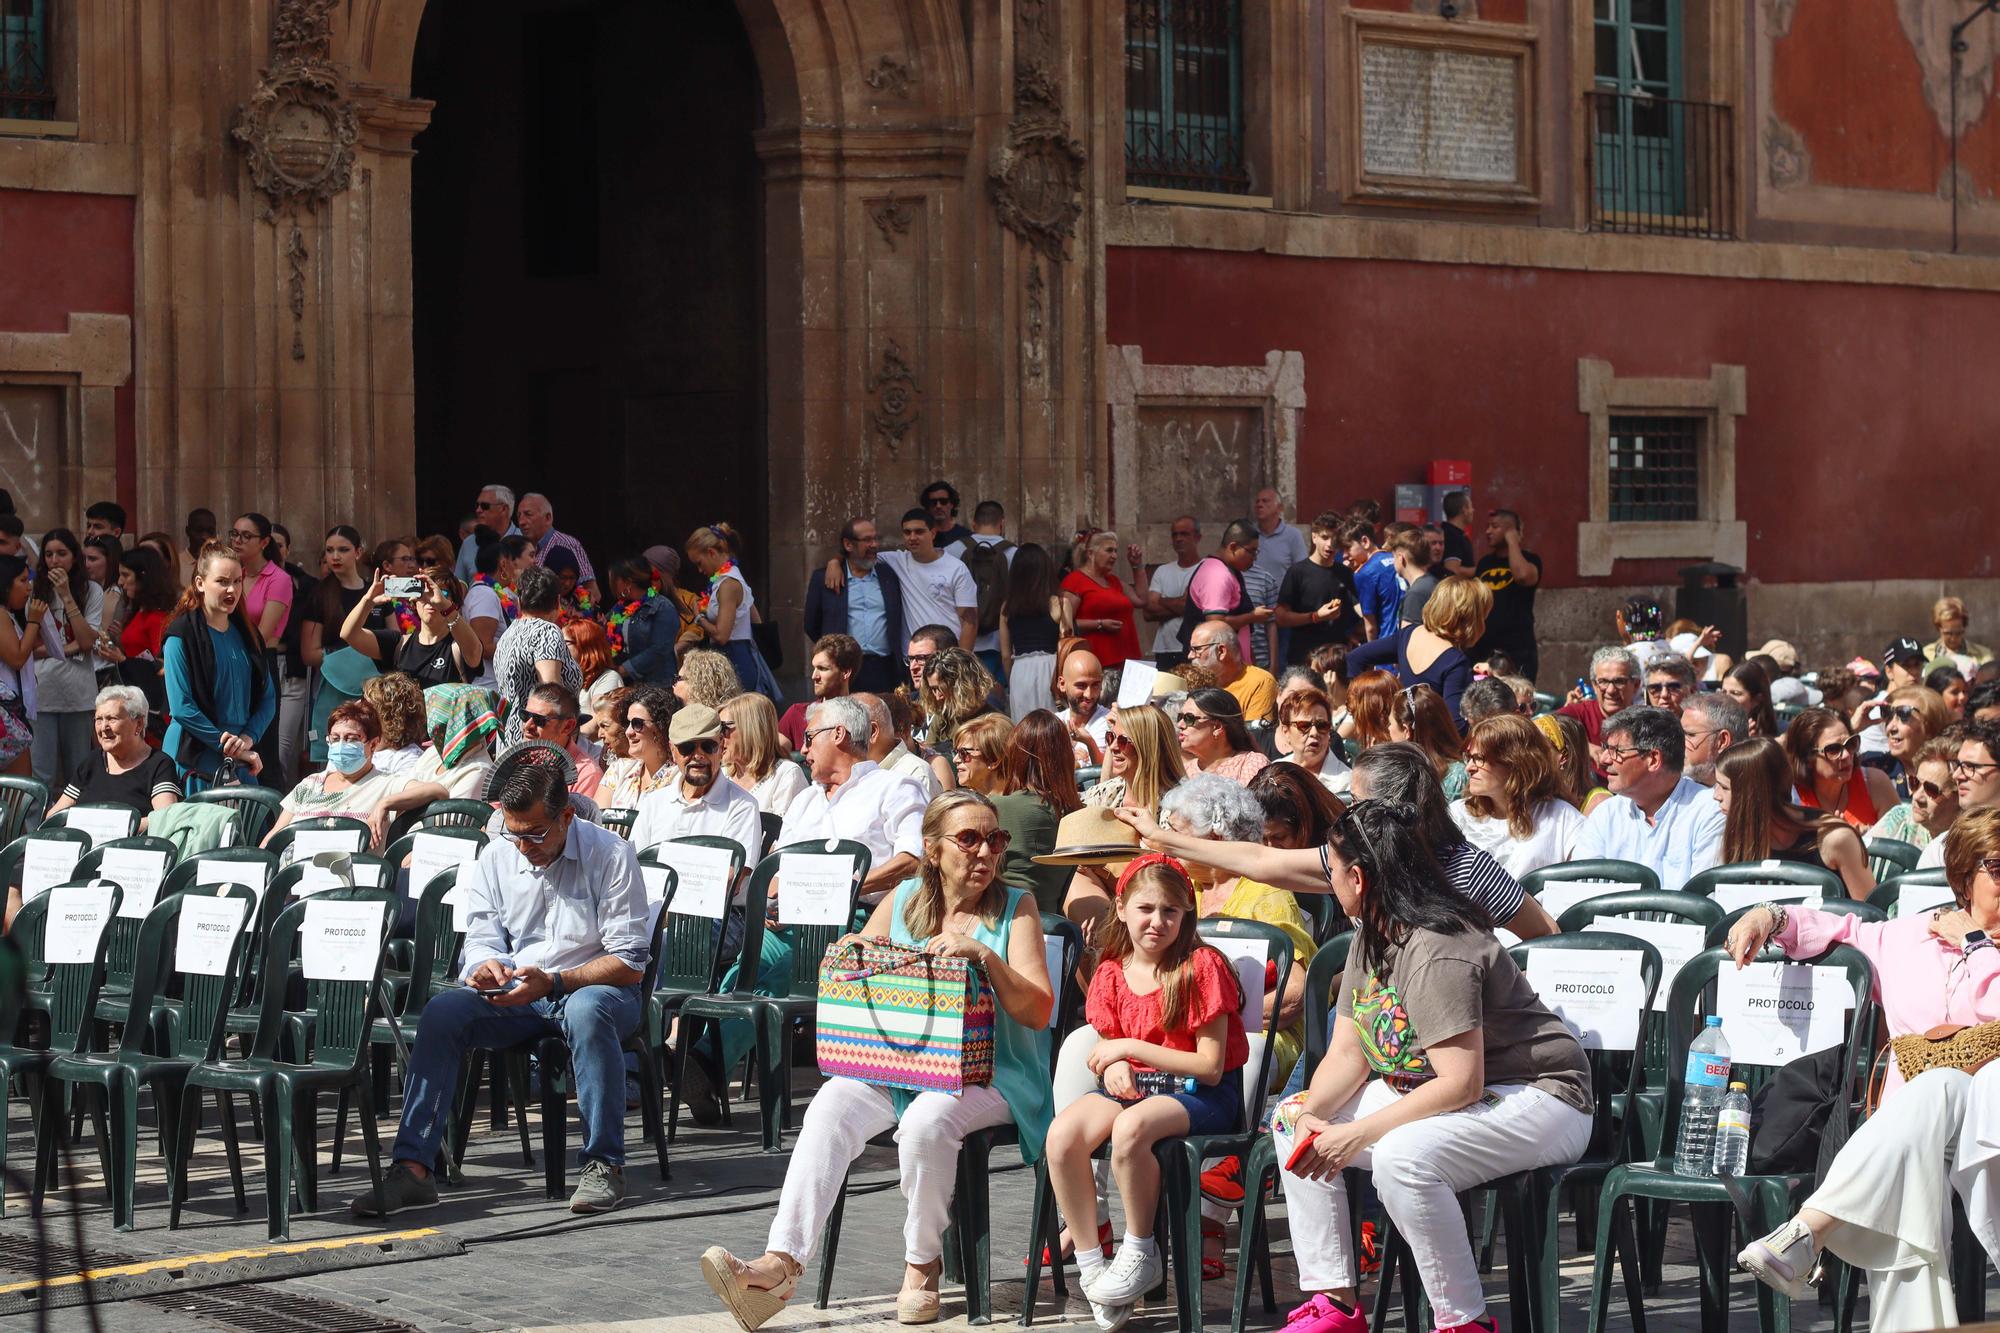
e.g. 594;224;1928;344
1884;637;1926;669
1756;639;1800;674
1845;656;1883;680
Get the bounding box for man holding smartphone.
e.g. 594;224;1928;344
348;762;651;1219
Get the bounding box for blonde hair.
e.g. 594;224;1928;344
1934;596;1969;630
954;713;1014;774
721;691;783;785
677;648;743;711
1944;807;2000;909
1114;703;1186;812
905;790;1008;941
685;522;741;560
1421;575;1493;650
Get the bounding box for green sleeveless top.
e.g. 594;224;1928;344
886;878;1054;1162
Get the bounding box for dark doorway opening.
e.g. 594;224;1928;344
410;0;767;586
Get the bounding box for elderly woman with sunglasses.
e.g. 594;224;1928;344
1733;806;2000;1330
702;790;1054;1329
1867;738;1960;851
1917;722;2000;870
1785;706;1899;831
1856;685;1950;802
1276;686;1351;797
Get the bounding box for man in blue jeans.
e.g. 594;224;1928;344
348;763;651;1217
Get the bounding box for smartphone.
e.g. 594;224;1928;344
384;575;425;600
1283;1130;1322;1173
471;980;517;997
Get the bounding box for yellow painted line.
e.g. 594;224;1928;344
0;1228;443;1296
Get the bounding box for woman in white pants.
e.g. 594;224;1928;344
700;790;1054;1329
1734;805;2000;1330
1270;800;1593;1333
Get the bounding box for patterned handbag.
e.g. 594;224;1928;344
816;936;995;1095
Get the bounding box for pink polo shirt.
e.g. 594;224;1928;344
243;560;293;640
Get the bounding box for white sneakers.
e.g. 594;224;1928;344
1738;1217;1822;1300
1087;1297;1133;1331
1086;1241;1164;1307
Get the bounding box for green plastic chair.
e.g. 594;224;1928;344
42;803;140;843
1864;837;1922;883
32;884;256;1230
1682;861;1848;907
1294;889;1341;946
669;839;869;1152
74;835;180;1025
156;849;280;1027
0;776;50;845
1522;858;1663;902
636;837;743;1098
757;811;782;859
0;880;123;1216
1586;944;1877;1333
379;825;489;981
383;797;493;846
170;887;399;1240
1868;866;1951;918
818;913;1085;1326
263;813;373;862
188;786;285;847
3;827;95;1013
600;807;638;840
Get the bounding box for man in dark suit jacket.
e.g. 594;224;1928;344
803;516;906;693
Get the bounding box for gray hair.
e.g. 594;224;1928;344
1683;690;1746;740
809;697;871;757
94;684;148;726
522;491;553;522
480;483;516;508
1645;654;1698;690
1459;677;1519;725
1590;645;1641;678
855;692;892;744
1159;772;1264;843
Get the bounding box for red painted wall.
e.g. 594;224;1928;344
0;189;137;520
1106;246;1998;585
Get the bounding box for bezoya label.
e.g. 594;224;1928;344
1683;1052;1730;1089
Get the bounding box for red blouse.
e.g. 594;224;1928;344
1085;947;1250;1072
1796;767;1880;831
1061;570;1141;668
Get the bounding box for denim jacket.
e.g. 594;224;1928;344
617;596;678;685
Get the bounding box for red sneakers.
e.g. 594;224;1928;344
1199;1155;1244;1206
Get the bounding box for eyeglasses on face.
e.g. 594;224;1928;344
229;527;260;542
1188;642;1225;659
1600;743;1656;764
1889;705;1921;724
675;738;721;756
942;828;1011;854
1286;718;1333;736
1463;750;1496;769
520;710;564;730
1951;756;2000;776
1813;736;1861;761
952;746;985;764
1646;680;1688;697
1915;778;1951;800
1594;676;1636;691
907;652;937;671
801;725;843;747
718;720;736;737
1176;712;1214;730
1978;856;2000;879
501;824;557;846
624;716;652;733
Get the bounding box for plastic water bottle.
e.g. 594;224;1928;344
1673;1015;1732;1176
1712;1082;1752;1176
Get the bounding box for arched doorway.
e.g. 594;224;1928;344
407;0;768;582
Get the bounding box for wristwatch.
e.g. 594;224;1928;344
550;969;565;998
1963;931;1992;957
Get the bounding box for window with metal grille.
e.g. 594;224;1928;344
1607;415;1702;522
1124;0;1250;195
0;0;54;122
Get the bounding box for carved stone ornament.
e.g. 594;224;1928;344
1763;116;1810;191
991;116;1086;261
1023;260;1047;381
868;341;922;453
864;56;915;99
868;198;916;249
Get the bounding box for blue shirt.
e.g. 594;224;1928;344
1353;551;1403;638
459;817;652;980
845;562;890;657
1572;775;1726;892
162;625;276;770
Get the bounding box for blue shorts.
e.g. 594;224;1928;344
1094;1067;1244;1135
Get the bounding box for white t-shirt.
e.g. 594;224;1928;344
879;549;977;641
962;534;1016;654
1149;559;1199;655
461;582;503;688
1450;797;1586;880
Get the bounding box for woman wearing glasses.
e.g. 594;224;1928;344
1449;713;1584;879
598;683;678;811
718;692;807;816
1081;703;1186;814
1712;738;1874;898
702;790;1054;1329
1785;707;1898;831
1918;723;2000;869
1274;686;1351;797
1857;686;1951;801
1866;738;1960;851
1176;686;1269;784
1732;807;2000;1331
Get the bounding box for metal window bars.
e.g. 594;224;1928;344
1124;0;1250;195
0;0;54;122
1587;90;1735;239
1607;415;1702;523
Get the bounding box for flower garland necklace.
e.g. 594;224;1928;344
698;558;737;617
604;588;655;657
472;574;518;625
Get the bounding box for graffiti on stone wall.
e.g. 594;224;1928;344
0;387;57;532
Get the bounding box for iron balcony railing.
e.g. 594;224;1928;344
0;0;55;122
1124;0;1251;195
1587;90;1735;240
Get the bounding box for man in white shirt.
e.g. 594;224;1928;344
350;763;650;1219
1573;706;1726;890
630;704;763;864
1055;647;1112;763
454;482;520;583
1144;515;1202;670
854;691;941;799
779;696;926;902
879;509;978;649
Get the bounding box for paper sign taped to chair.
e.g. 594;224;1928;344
195;858;271;902
301;899;383;981
649;841;736;918
44;882;115;964
1526;949;1645;1051
1043;934;1068;1030
176;894;248;976
1708;883;1823;916
1114;659;1158;709
103;847;170;919
777;852;852;925
638;864;673;913
1897;878;1955;916
409;833;481;901
1535;880;1642;922
65;805;134;848
1585;917;1704;1013
1717;962;1849;1065
1207;935;1268;1027
20;839;82;902
287;826;365;867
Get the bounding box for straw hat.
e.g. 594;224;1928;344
1029;804;1142;867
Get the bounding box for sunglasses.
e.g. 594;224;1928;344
520;710;564;730
1176;713;1214;729
1646;681;1688;697
1915;778;1951;800
952;746;985;763
718;721;736;737
801;725;842;746
1105;732;1134;750
1980;857;2000;879
675;738;721;756
1813;736;1861;760
1888;705;1921;723
624;717;653;733
1286;719;1333;735
942;828;1011;854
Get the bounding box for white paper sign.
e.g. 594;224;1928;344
639;864;674;912
1208;936;1269;1027
649;842;736;920
301;899;383;982
1586;917;1706;1013
65;806;135;848
195;858;271;902
1717;962;1850;1066
1709;882;1823;916
103;847;171;920
1043;935;1069;1030
297;857;386;897
1897;878;1955;916
19;839;83;902
175;895;248;977
409;833;481;900
285;827;365;868
777;852;853;926
1115;659;1159;709
44;883;115;964
1535;880;1643;923
1526;949;1646;1051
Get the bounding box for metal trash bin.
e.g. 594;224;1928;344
1676;562;1746;663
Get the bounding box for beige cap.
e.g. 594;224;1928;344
668;703;722;745
1755;639;1800;674
1149;673;1188;700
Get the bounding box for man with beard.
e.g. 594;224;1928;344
1055;645;1111;763
629;703;763;866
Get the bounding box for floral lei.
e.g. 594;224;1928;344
472;574;518;625
388;602;418;635
698;558;736;617
605;590;654;657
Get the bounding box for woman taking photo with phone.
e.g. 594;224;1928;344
337;565;483;690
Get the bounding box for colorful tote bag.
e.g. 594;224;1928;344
816;936;995;1095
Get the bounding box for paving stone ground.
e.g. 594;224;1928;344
0;1072;1984;1332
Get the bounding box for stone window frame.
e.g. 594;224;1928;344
0;315;131;533
1105;345;1305;544
1575;356;1745;578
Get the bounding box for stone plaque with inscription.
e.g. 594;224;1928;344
1361;41;1520;185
